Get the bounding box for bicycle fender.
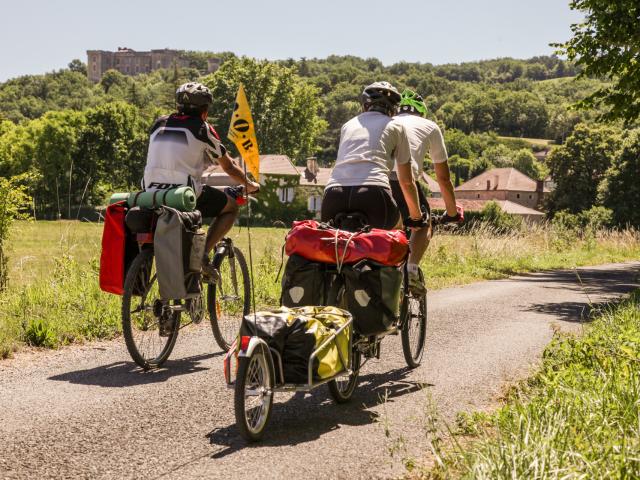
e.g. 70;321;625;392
238;337;269;358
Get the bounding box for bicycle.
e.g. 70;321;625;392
121;188;251;370
228;210;460;440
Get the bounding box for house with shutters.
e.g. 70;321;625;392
202;154;301;204
454;167;549;209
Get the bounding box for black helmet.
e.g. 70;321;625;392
176;82;213;111
361;81;401;115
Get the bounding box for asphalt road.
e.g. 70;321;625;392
1;262;638;480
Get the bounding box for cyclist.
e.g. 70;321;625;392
389;89;461;294
143;82;260;280
321;81;424;231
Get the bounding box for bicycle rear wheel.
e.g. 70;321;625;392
122;249;180;370
328;349;361;403
208;245;251;351
401;290;427;368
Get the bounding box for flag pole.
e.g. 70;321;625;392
242;160;257;322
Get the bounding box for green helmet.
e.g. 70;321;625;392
399;89;427;117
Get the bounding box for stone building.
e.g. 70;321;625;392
86;47;220;82
455;167;549;209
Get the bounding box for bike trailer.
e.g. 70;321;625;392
99;202;138;295
233;306;352;385
284;220;408;267
154;207;206;300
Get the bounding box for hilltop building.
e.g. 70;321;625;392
86;47;220;82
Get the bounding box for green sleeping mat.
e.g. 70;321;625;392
109;187;197;211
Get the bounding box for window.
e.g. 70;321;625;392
516;193;520;199
477;194;480;198
308;195;321;212
529;195;532;199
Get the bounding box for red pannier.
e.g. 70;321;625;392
284;220;409;267
99;202;128;295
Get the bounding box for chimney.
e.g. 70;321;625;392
536;179;544;193
493;175;499;190
306;157;319;176
486;179;491;190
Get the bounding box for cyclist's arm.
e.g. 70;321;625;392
218;153;260;193
434;162;458;217
397;162;422;220
429;126;458;217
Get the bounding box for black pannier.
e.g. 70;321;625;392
280;255;343;308
281;255;325;307
342;260;403;335
125;207;156;233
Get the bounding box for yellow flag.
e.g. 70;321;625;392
228;84;260;181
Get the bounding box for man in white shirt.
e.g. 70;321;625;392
321;82;423;230
390;89;461;294
144;82;259;280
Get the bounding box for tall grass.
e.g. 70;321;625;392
423;291;640;479
1;220;639;358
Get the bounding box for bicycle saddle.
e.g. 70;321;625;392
333;212;370;232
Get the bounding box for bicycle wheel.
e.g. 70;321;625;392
328;349;361;403
401;290;427;368
234;347;274;442
208;245;251;351
122;249;180;370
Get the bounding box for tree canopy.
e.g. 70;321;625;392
557;0;640;123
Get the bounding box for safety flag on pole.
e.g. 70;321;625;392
227;84;260;181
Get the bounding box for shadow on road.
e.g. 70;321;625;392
206;366;432;459
48;352;221;387
526;299;623;323
516;264;639;323
514;264;640;297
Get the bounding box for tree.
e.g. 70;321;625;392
68;59;87;76
512;149;548;180
556;0;640;123
99;69;127;94
203;58;327;160
598;129;640;227
547;123;621;214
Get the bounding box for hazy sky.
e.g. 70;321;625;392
0;0;583;82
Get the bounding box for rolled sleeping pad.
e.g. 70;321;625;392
109;187;197;211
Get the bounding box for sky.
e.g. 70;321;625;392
0;0;583;82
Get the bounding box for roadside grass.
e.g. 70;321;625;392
421;290;640;479
0;220;639;358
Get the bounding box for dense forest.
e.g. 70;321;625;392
0;52;636;225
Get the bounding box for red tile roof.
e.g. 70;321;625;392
299;167;332;187
456;167;549;193
203;154;300;178
427;198;544;216
420;172;441;193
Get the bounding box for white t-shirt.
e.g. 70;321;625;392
390;113;448;180
143;114;226;195
326;111;411;189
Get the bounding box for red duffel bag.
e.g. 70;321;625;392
99;202;128;295
284;220;409;266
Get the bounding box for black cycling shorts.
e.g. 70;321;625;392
321;185;400;230
196;185;229;219
389;180;431;222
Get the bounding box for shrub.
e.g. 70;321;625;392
0;174;32;291
479;201;523;233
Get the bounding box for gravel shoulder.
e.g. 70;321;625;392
1;261;638;479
